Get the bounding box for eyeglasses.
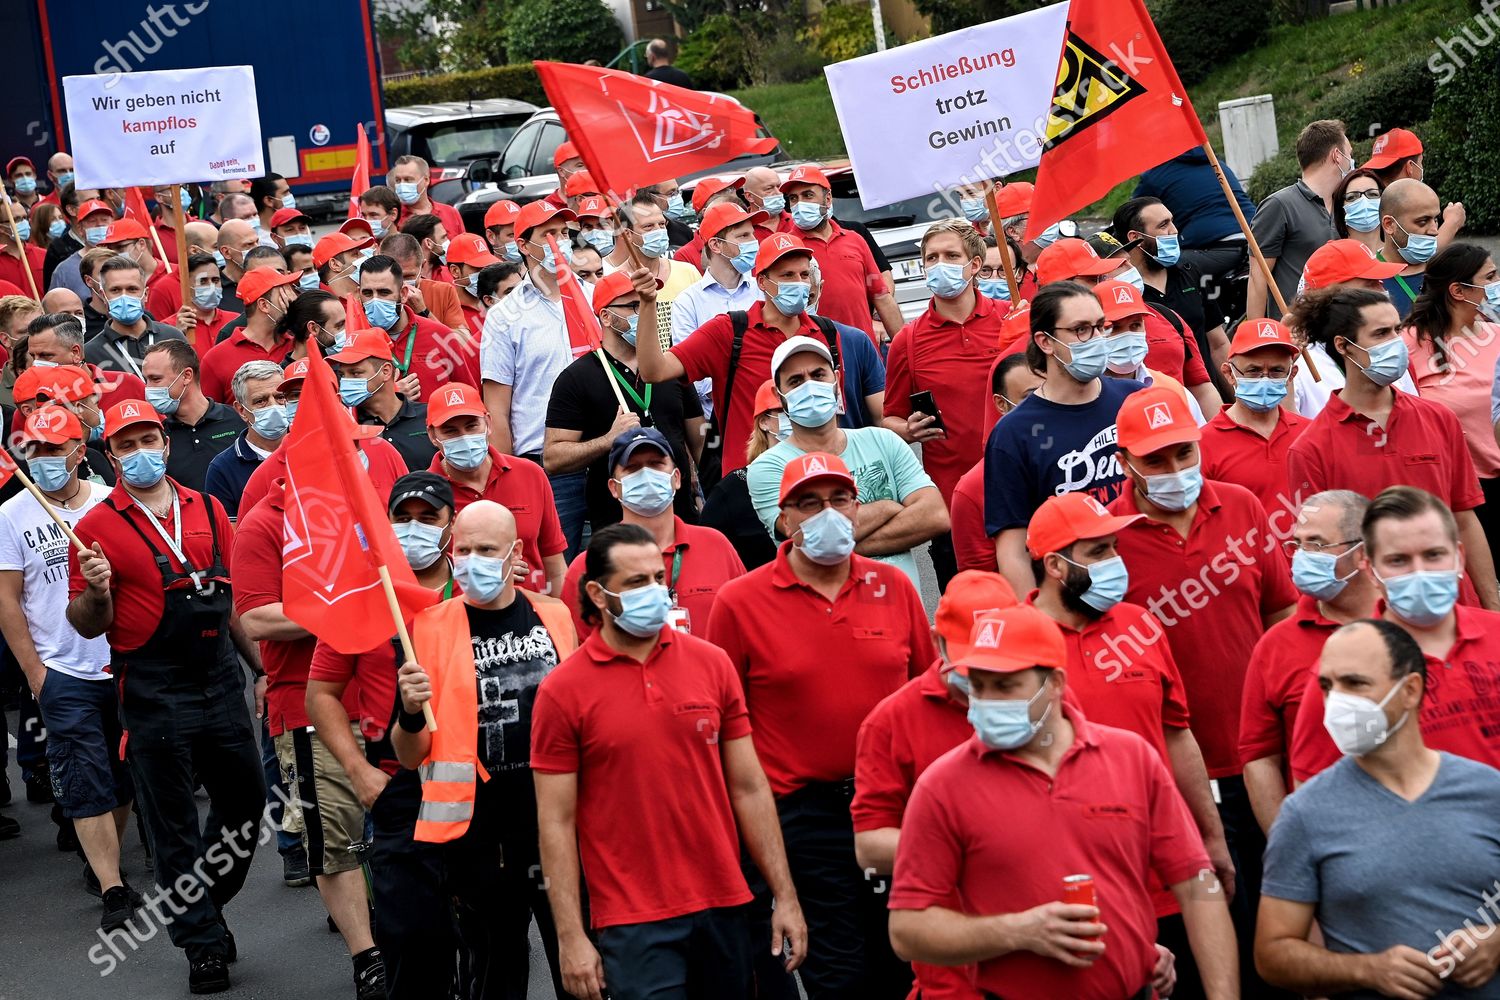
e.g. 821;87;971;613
783;493;857;515
607;301;642;314
1230;363;1291;380
1343;190;1380;204
1051;322;1111;341
1281;538;1363;558
977;266;1016;279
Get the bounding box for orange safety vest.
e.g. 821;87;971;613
412;591;577;843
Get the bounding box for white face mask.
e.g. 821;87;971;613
1323;677;1412;757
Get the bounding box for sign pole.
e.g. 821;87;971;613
173;189;192;347
983;187;1022;304
377;563;436;733
11;464;87;552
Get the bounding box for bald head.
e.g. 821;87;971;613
743;166;783;214
454;500;518;553
218;192;256;222
184;221;218;254
218;219;254;250
1381;178;1438;219
41;287;84;318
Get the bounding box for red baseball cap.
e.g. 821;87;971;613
1116;385;1201;455
239;268;304;305
780;165;830;193
752;231;812;277
514;201;576;240
691;175;743;214
1229;318;1300;358
1362;128;1423;170
31;365;97;405
1302;239;1404;291
446;232;500;268
269;206;313;229
484;200;522;229
314;231;375;269
994;182;1033;218
1036;238;1118;285
699;202;768;241
553;141;580;169
21;404;82;445
104;399;162;439
564;171;600;197
328;330;396;364
950;605;1068;676
1094;279;1151;322
934;571;1019;645
753;379;780;418
590;271;638;314
100;219;150;245
426;382;487;427
6;157;33;177
778;451;856;505
338;218;374;239
77;199;114;222
573;194;615;221
1026;493;1143;559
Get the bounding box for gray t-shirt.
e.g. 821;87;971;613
1250;179;1336;318
1264;752;1500;999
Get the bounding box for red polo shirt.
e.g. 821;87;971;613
0;244;44;295
531;629;754;927
461;302;484;339
1286;389;1484;512
884;292;1005;500
198;327;294;403
890;707;1211;1000
1108;479;1298;777
561;517;745;639
1142;307;1211;387
239;434;408;520
671;301;825;475
950;459;993;572
1200;406;1311;523
1288;604;1500;783
68;480;234;654
398;200;464;246
796;220;886;338
1238;594;1339;771
706;543;935;797
391;305;473;398
852;662;981;1000
429;447;565;592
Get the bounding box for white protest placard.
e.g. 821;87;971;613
63;65;263;188
825;4;1070;209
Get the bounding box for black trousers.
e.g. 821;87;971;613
125;686;264;962
596;904;754;1000
746;781;912;1000
928;532;958;594
1214;774;1298;999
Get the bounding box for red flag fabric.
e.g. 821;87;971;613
281;343;434;651
1025;0;1208;240
547;234;602;360
124;187;153;227
533;61;777;198
349;123;372;220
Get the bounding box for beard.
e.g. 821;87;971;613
1058;564;1105;621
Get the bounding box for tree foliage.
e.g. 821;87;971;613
374;0;509;73
505;0;625;65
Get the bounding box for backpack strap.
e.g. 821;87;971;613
810;316;844;375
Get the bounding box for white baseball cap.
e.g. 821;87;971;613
770;335;834;381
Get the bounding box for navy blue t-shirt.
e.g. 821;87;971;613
829;317;886;430
983;377;1146;536
1383;271;1424;319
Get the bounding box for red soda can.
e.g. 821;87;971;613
1062;874;1097;959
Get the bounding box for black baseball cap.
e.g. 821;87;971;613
607;427;672;472
388;471;454;514
1087;231;1142;258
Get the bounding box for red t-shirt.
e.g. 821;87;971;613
890;709;1212;1000
399;200;464;248
308;639;401;773
0;244;45;296
391;305;476;397
791;220;886;338
531;629;755;927
884;292;1005;500
706;544;935;797
1238;594;1338;771
429;448;565;593
950;459;993;573
1286;389;1485;512
1108;479;1298;777
198;328;295;403
239;435;408;521
68;480;234;653
1143;307;1210;387
90;365;148;409
1199;406;1311;525
670;301;826;475
561;517;744;639
1288;605;1500;782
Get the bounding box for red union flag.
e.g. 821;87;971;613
349;123;372;219
547;233;602;360
533;61;777;196
281;344;434;651
1025;0;1208;239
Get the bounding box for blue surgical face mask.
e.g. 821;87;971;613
1343;336;1409;387
212;249;227;270
48;219;66;240
502;240;522;264
602;582;674;637
393;520;446;571
1047;332;1110;382
946;668;971;698
925;262;971;300
539;241;573;274
14;176;36;195
283;233;313;249
616;465;675;517
783;379;838;428
967;675;1053;750
959;198;988;223
367;219;386;238
1117;266;1146;293
298;271;320;291
663;192;688;221
1378;568;1460;627
284;399;299;424
466;274;480;299
1106;331;1148;374
794;507;856;565
583;228;615;256
724;239;758;275
454;553;509;604
250;403;289;441
770;280;810;316
280;192;296;209
774;412;792;442
1032;222;1065;249
613;311;639;347
1394;220;1437;265
106;293;142;325
1343;197;1381;233
1061;554;1129;612
1148;233;1180;267
1463;280;1500;322
1291;543;1362;601
85;225;109;246
977;277;1010;301
146;372;185;415
791;201;827;231
339;375;377;408
14;220;30;242
28;452;74;492
56;171;74;190
192;284;222;310
363;297;399;330
640;229;671;259
441;432;489;471
394;182;420;206
762;193;785;216
1234;374;1289;412
1129;460;1203;512
118;448;167;488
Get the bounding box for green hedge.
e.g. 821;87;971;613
1155;0;1270;85
1426;48;1500;230
505;0;623;65
384;64;546;109
1311;54;1435;142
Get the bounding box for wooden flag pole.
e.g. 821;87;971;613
377;563;436;732
983;186;1022;304
11;463;87;552
0;187;41;302
547;233;630;410
172;189;192;347
1199;142;1321;382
